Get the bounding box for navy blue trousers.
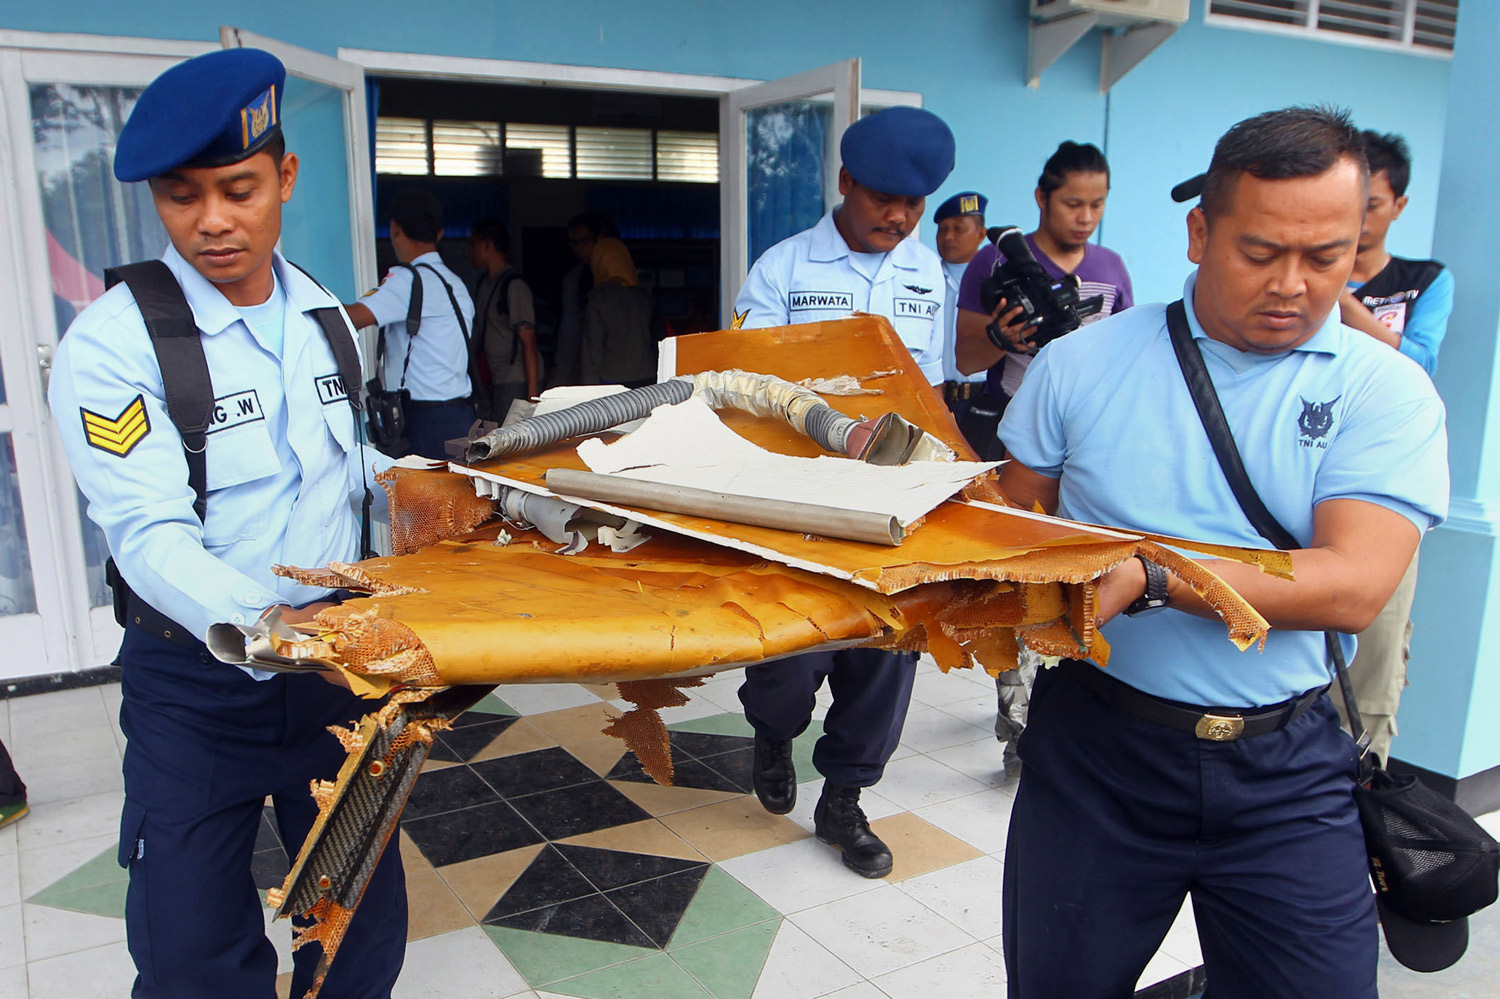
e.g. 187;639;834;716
739;648;918;788
118;627;407;999
1002;661;1377;999
403;400;474;461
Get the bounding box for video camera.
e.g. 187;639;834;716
979;226;1105;354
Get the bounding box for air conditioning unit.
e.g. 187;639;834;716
1030;0;1190;24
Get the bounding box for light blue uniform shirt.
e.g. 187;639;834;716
362;250;475;402
941;258;985;384
49;246;393;647
999;272;1449;707
733;210;946;385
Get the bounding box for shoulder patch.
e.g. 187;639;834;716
731;308;749;330
81;395;151;457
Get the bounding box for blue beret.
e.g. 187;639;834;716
933;191;988;224
115;48;286;182
840;107;955;198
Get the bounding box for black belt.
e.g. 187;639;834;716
942;380;983;402
406;396;471;409
1063;658;1328;742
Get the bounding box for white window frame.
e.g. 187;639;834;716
1203;1;1455;60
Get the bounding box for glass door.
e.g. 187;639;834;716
719;60;860;327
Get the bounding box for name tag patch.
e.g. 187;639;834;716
789;290;855;312
894;298;938;319
316;373;349;404
206;390;265;435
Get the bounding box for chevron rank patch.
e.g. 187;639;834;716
731;308;750;330
81;395;151;457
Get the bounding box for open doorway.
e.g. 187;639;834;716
368;76;721;381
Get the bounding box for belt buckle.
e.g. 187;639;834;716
1195;713;1245;741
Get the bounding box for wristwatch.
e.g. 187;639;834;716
1124;555;1170;617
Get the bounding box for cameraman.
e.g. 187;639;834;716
954;142;1133;461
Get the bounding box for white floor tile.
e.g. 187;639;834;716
784;782;901;836
909;667;992;709
491;683;604;716
1157;897;1201;968
394;925;530;998
895;706;993;755
690;674;748;712
21;902;126;963
871;940;1007;997
923;739;1017;792
748;920;861;999
22;938;134;999
818;985;885;999
0;963;25;999
913;787;1016;855
263;901;294;975
0;904;23;970
0;701;10;744
0;852;16;909
13;752;123;806
869;755;987;812
787;884;970;978
17;833;117;900
0;825;14;859
895;856;1005;940
720;839;883;914
15;792;123;852
1136;948;1192;991
932;689;1005;731
654;698;731;726
8;689;111;742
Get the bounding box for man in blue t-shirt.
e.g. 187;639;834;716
996;108;1447;998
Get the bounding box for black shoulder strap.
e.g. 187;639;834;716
416;262;481;391
306;305;375;559
1164;299;1371;769
104;260;211;523
383;262;426;390
414;263;471;344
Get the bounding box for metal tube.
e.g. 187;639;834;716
545;468;903;546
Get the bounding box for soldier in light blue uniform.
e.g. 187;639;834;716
735;106;954;879
47;49;407;998
731;106;950;386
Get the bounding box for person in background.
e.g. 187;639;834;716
553;212;617;387
955;141;1133;458
732;106;954;879
580;236;656;387
932;190;991;452
470;218;539;422
1335;129;1454;765
0;738;25;829
954;142;1134;772
344;189;475;459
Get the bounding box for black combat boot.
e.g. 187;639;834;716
813;782;892;878
752;735;796;814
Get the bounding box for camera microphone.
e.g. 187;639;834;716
1171;173;1206;204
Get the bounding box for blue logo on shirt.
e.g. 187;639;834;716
1297;396;1339;448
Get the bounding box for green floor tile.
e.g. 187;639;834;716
667;867;779;950
483;925;652;988
667;713;755;738
31;879;128;920
670;921;780;999
791;721;825;781
552;952;711;999
474;693;517;716
27;845;126;904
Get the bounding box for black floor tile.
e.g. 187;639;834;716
486;892;656;948
401;799;544;867
609;755;745;794
254;807;282;853
251;847;290;891
483;845;595;921
403;765;502;821
448;707;517;730
698;745;755;792
669;731;755;759
506;780;651;840
555;843;706;892
606;867;711;948
605;744;697;782
432;717;519;763
472;747;603;799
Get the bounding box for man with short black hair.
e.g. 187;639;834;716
932;190;990;446
998;106;1447;998
1330;130;1453;767
470;218;539;420
345;189;475;458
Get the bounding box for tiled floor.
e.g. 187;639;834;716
3;662;1497;999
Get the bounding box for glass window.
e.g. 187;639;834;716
747;100;832;264
656;131;718;184
504;123;572;179
432;119;502;177
575;126;653;181
375;116;429;175
1207;0;1457;53
0;434;37;617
